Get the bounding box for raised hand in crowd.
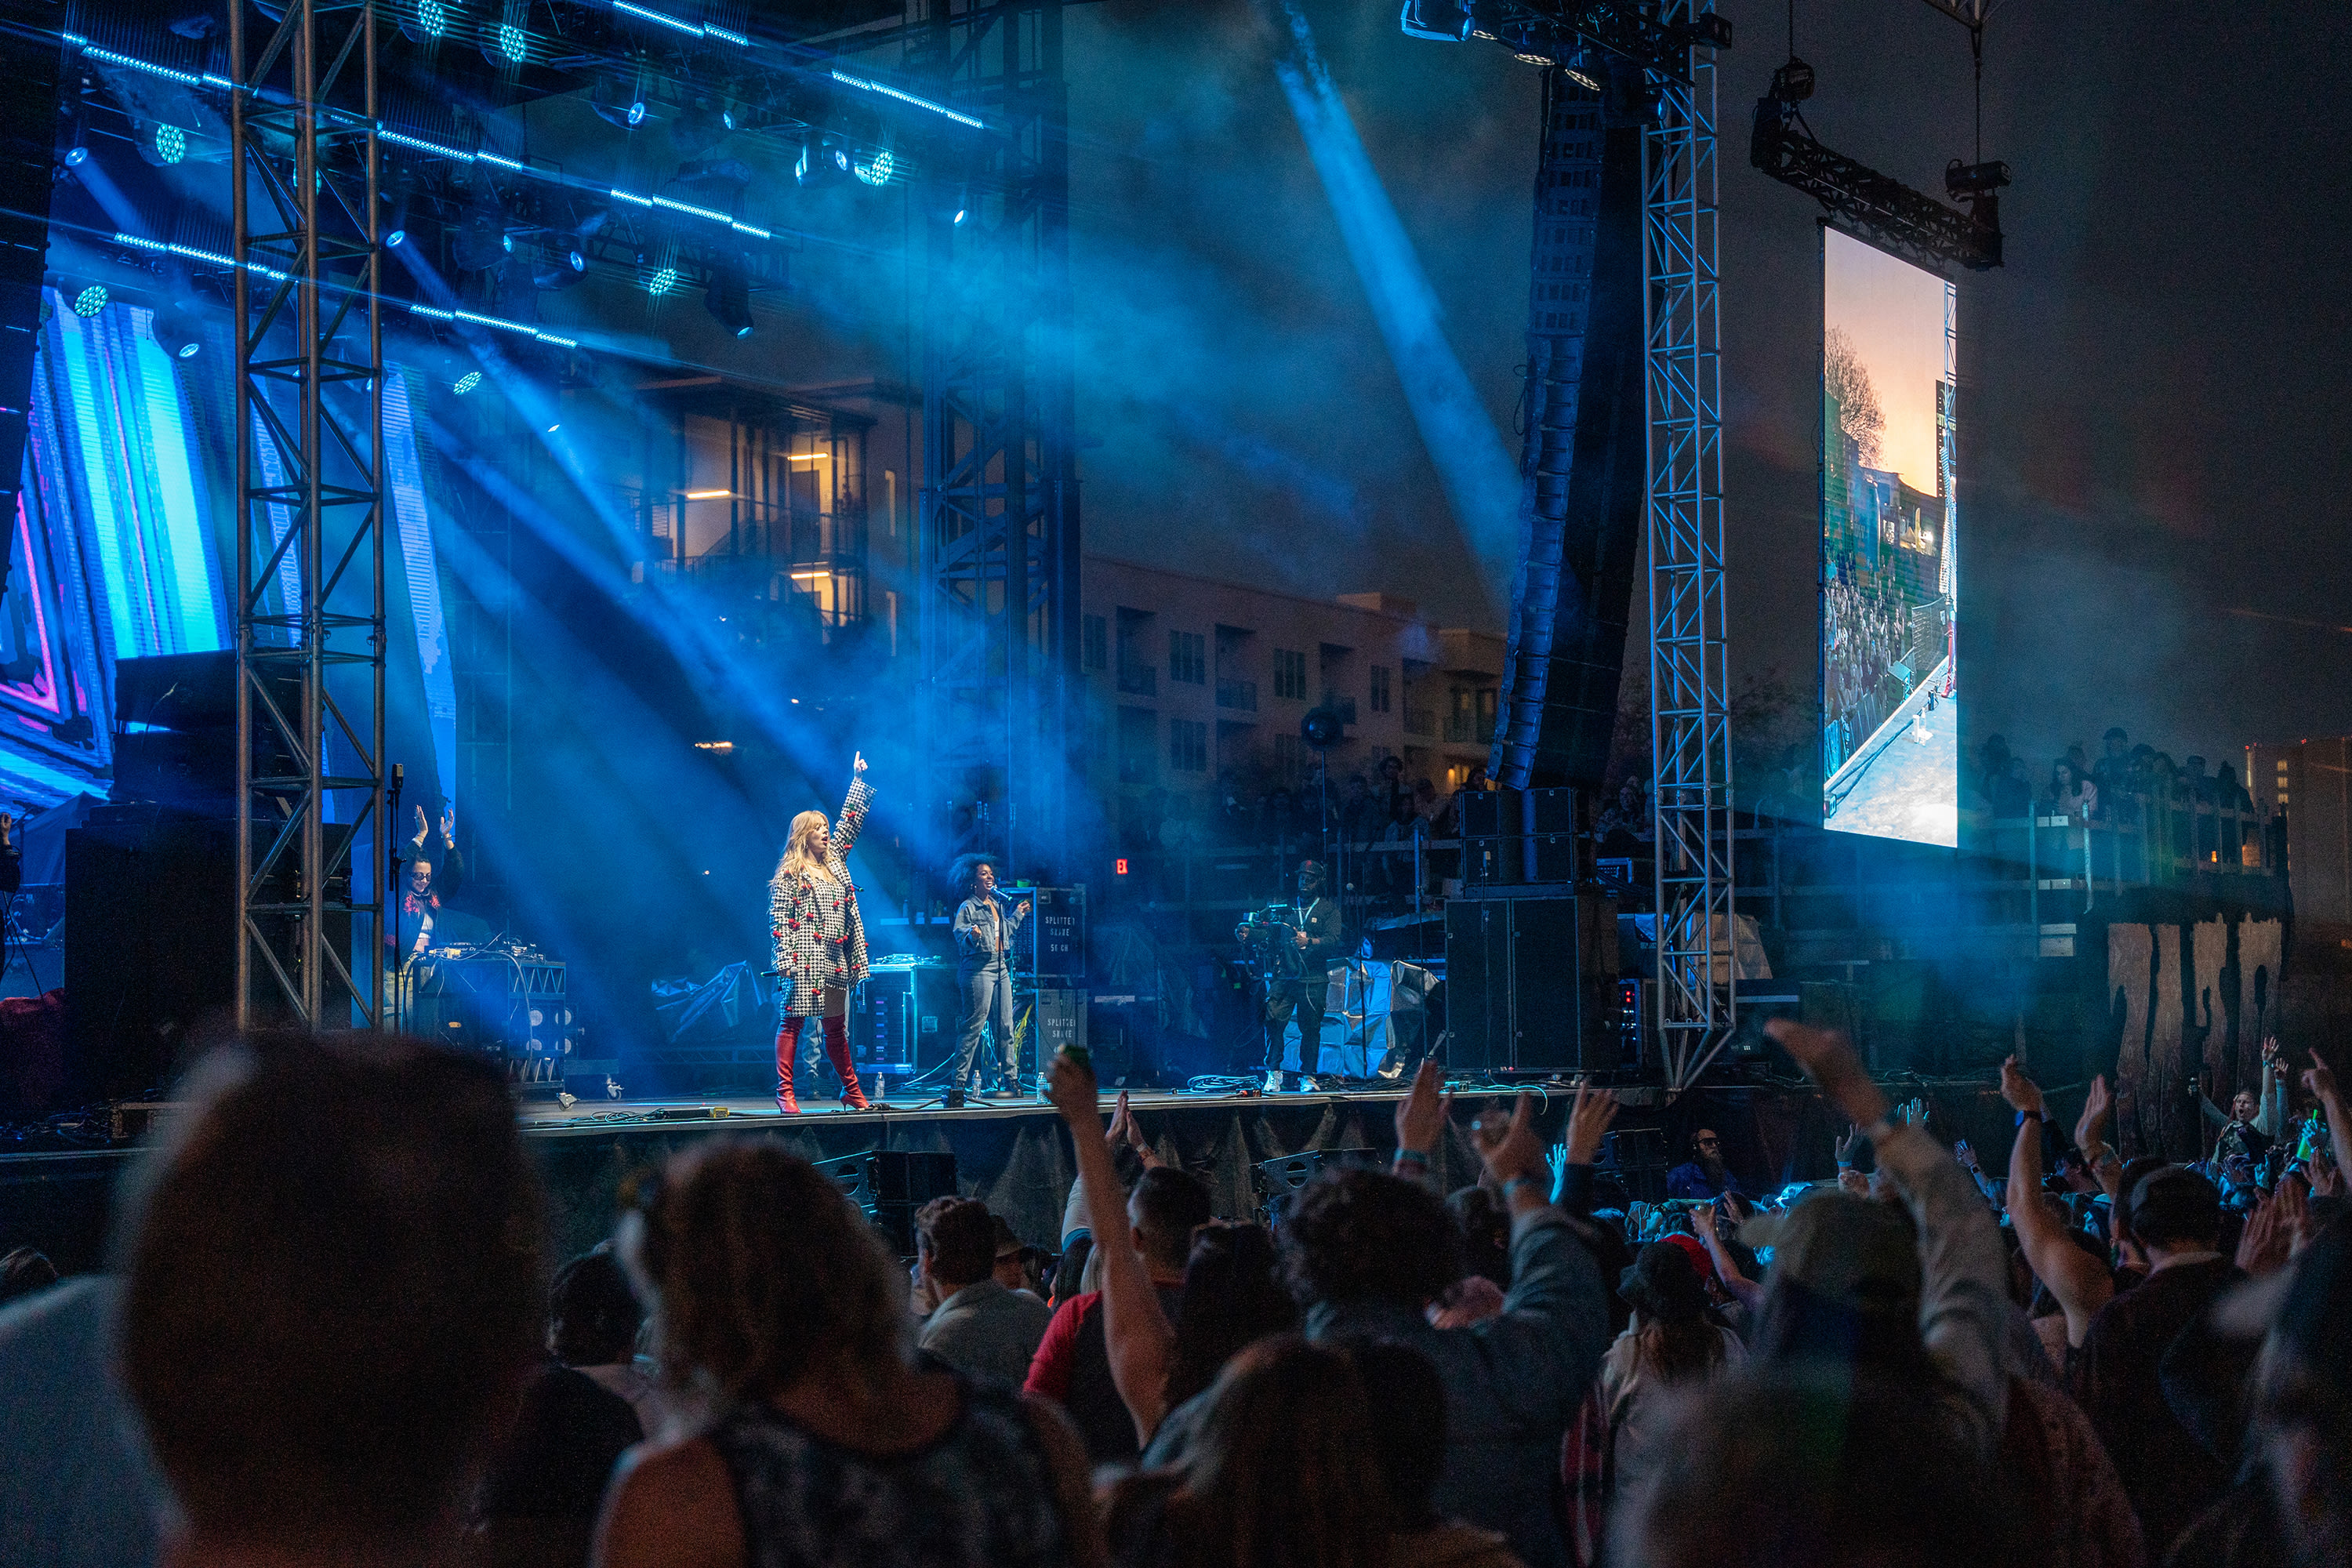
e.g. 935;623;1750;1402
1953;1138;1979;1173
1471;1093;1548;1214
1833;1122;1863;1169
2304;1048;2350;1175
2074;1073;2114;1160
1393;1058;1450;1161
1564;1079;1620;1167
2306;1153;2341;1200
2234;1181;2297;1277
1690;1198;1762;1308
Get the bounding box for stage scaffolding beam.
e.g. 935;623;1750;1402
913;0;1079;885
1643;5;1734;1088
230;0;388;1030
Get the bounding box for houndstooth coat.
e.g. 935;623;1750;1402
768;772;874;1017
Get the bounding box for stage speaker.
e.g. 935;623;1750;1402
1443;892;1614;1075
1029;986;1087;1062
1022;887;1087;983
64;819;235;1103
866;1149;960;1257
860;961;960;1076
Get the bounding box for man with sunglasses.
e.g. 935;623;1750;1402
1666;1127;1749;1200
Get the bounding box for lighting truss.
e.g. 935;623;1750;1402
905;0;1079;885
230;0;388;1030
1642;0;1735;1088
1751;87;2004;273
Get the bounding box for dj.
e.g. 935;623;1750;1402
389;804;464;964
1235;858;1344;1088
950;854;1031;1098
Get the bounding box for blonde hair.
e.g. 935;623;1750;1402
775;809;833;881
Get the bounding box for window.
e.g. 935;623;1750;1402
1118;707;1158;785
1169;629;1205;685
1273;732;1305;788
1083;614;1108;673
1273;648;1307;702
1170;718;1207;773
1369;665;1392;714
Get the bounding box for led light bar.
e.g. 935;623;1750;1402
112;232;292;283
829;69;984;130
63;34;205;89
405;302;579;349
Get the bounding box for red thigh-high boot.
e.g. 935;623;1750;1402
775;1015;804;1114
822;1013;869;1109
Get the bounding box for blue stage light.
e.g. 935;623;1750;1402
416;0;448;38
153;125;186;164
855;148;895;187
646;265;677;297
452;370;481;395
64;146;88;167
72;284;107;317
496;22;525;61
385;227;406;248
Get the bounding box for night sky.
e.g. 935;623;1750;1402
1041;0;2352;779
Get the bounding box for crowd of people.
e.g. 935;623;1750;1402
2;1023;2350;1568
1972;728;2263;829
1823;577;1926;775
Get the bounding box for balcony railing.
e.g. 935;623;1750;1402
1443;714;1485;744
1217;678;1258;712
1117;663;1157;696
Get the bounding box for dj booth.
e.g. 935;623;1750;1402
399;946;589;1088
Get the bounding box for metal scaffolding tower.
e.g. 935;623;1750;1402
1643;2;1735;1087
916;0;1080;882
230;0;388;1029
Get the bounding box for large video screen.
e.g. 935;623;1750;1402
1820;228;1956;846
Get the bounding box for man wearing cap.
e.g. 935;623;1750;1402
1751;1018;2011;1462
2069;1160;2241;1559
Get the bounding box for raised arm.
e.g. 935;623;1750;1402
832;752;874;861
2304;1051;2350;1174
2001;1058;2112;1346
1690;1203;1762;1311
1047;1052;1174;1446
1769;1018;2009;1457
2256;1038;2286;1138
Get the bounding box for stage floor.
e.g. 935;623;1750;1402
513;1082;1416;1141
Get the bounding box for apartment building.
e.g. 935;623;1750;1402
1079;556;1506;820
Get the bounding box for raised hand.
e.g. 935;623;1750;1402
440;804;456;842
1395;1059;1450;1155
1999;1054;2045;1117
1834;1123;1862;1168
852;750;868;777
2303;1050;2339;1105
1690;1202;1719;1243
1564;1079;1621;1167
2075;1073;2112;1155
1045;1047;1098;1125
2235;1188;2292;1277
1473;1093;1544;1189
414;804;430;838
2261;1034;2281;1068
1767;1018;1890;1129
2307;1154;2342;1200
1954;1138;1979;1173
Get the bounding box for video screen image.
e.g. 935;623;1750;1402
1820;227;1957;847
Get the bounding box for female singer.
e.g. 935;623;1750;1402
768;752;874;1113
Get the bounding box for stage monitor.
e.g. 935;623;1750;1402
1819;227;1958;847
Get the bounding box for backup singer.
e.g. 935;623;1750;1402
950;855;1031;1098
768;753;874;1114
1234;858;1344;1086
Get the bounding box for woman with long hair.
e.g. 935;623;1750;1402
769;753;874;1113
1102;1336;1392;1568
595;1142;1102;1568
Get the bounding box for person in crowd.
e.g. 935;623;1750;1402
2048;759;2097;821
1595;779;1646;843
915;1196;1054;1386
2170;1214;2352;1568
2195;1033;2288;1167
950;854;1032;1101
597;1141;1101;1568
118;1034;544;1568
2092;727;2132;801
1153;1221;1298;1420
1566;1241;1744;1565
1028;1099;1213;1465
1744;1018;2009;1465
1356;1340;1526;1568
1976;733;2013;800
990;1215;1039;1296
1990;755;2034;818
1414;777;1443;832
1664;1128;1745;1200
550;1249;662;1438
0;1271;166;1568
1608;1370;2015;1568
768;753;877;1113
1102;1336;1392;1568
2002;1062;2116;1352
1240;1069;1606;1568
2069;1161;2241;1558
471;1340;643;1568
0;1246;58;1305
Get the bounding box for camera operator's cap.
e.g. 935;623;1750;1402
2126;1163;2220;1238
1739;1190;1919;1312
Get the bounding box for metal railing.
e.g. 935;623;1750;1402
1217;678;1258;712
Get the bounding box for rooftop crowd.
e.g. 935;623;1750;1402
2;1022;2347;1568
